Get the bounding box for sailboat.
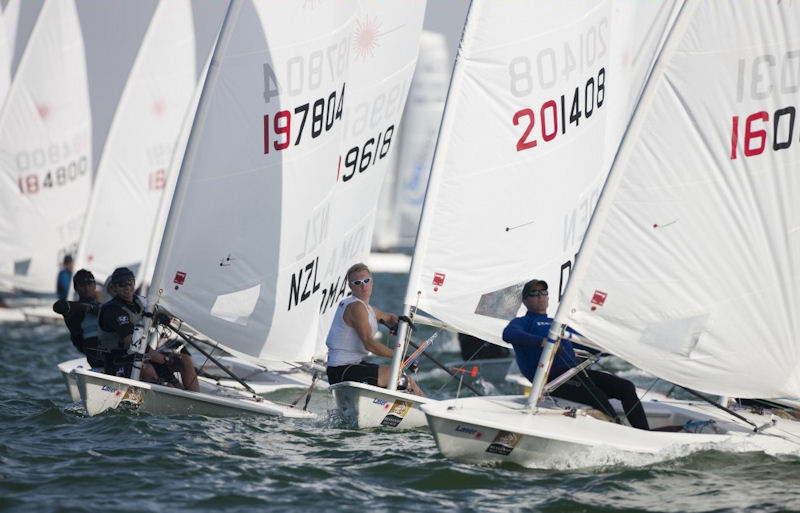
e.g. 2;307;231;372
0;0;92;304
72;0;367;418
421;0;800;467
309;1;426;427
330;0;679;429
54;0;202;393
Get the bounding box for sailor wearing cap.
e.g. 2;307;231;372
97;267;144;377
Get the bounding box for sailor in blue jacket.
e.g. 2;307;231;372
503;279;649;430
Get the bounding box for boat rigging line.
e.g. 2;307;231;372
677;385;768;432
162;320;261;399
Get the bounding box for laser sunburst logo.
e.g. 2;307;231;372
353;15;404;62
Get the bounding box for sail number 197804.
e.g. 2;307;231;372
512;68;605;152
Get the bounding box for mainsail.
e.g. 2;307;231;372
0;0;91;294
73;0;197;284
554;1;800;399
149;1;357;364
140;55;212;291
403;1;678;345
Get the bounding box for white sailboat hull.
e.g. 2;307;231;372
329;381;430;429
59;355;325;403
73;368;315;419
422;395;800;468
58;357;90;402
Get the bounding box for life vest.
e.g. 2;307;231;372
80;304;100;340
98;297;145;351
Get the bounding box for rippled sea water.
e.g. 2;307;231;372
3;273;800;513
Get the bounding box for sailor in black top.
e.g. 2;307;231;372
98;267;200;391
97;267;146;377
52;269;104;368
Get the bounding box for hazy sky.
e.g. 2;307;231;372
423;0;470;65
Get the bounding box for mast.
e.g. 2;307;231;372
388;1;476;391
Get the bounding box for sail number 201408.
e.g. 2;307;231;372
513;68;605;152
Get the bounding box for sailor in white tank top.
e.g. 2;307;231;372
326;296;377;367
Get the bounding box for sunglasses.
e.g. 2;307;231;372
525;289;548;297
350;277;372;286
116;280;135;288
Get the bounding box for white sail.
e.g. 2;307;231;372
555;1;800;399
149;1;357;364
372;31;450;251
403;1;677;345
0;0;91;294
73;0;196;284
140;55;212;290
316;1;426;348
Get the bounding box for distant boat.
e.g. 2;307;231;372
372;31;450;257
0;0;92;298
72;0;198;288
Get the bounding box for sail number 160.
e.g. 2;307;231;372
730;105;798;160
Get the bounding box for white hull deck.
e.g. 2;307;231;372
196;355;327;395
58;357;91;402
59;354;327;403
422;395;800;468
72;367;315;418
329;381;430;429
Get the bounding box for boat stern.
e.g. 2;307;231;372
330;381;428;429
